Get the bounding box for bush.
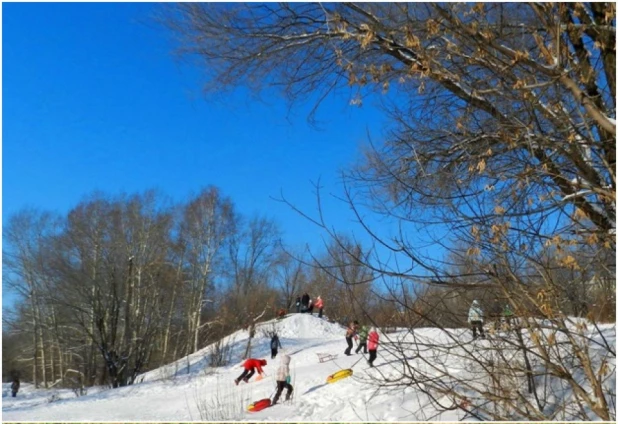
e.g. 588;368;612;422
209;335;236;367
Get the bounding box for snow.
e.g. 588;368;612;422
3;314;615;421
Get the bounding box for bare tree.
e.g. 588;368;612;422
306;236;376;324
3;208;61;388
38;192;173;388
181;187;237;354
2;187;298;388
273;248;308;311
222;214;281;328
166;3;615;419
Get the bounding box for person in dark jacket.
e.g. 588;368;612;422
11;377;20;398
235;358;267;385
301;293;310;312
295;296;301;313
344;321;359;356
270;333;282;359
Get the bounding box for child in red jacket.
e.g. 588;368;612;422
235;358;267;385
367;328;379;367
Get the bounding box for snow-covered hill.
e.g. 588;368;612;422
3;314;615;421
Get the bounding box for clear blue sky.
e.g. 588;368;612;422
3;3;404;307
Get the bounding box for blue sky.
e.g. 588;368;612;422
3;3;400;306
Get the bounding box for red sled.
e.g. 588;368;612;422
247;398;271;412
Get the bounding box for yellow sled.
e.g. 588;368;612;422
326;368;353;384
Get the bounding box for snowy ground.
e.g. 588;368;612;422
3;314;615;421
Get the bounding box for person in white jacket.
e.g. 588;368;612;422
272;352;293;405
468;300;485;339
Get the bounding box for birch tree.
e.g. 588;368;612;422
3;209;61;388
181;187;237;354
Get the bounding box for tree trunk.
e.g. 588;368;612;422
161;280;178;366
31;310;38;387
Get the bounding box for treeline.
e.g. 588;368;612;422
2;187;384;389
4;187;614;392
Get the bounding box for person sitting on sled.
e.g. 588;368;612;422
271;352;293;405
235;358;267;385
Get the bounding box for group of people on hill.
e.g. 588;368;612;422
294;293;324;318
235;317;382;405
235;333;293;405
236;301;513;404
344;321;380;367
468;299;516;340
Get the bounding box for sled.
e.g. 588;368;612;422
247;398;271;412
326;368;353;384
317;353;338;363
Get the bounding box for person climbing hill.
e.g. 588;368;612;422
271;333;282;359
271;352;293;405
235;358;267;385
344;321;359;356
367;327;379;367
355;325;369;354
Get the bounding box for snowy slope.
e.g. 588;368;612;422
3;314;615;421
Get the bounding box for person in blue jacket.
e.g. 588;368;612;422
271;333;282;358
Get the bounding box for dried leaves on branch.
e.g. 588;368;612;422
166;2;615;420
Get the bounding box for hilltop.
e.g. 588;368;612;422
3;313;615;421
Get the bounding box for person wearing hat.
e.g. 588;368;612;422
271;352;293;405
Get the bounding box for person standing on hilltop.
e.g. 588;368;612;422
301;292;311;313
295;296;301;313
314;296;324;318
